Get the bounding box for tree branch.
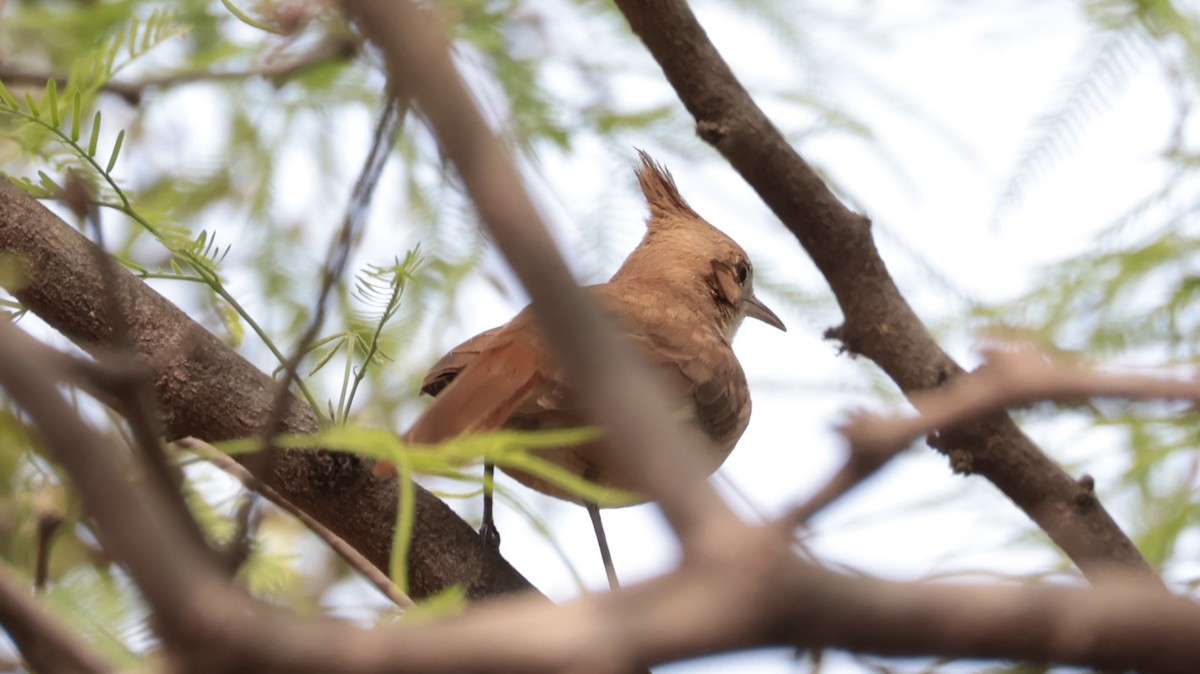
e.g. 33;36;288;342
0;180;532;600
179;437;414;609
1;348;1191;674
0;37;357;106
844;343;1200;456
612;0;1158;584
336;0;739;546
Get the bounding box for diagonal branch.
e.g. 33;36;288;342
336;0;739;545
179;437;414;608
844;343;1200;457
612;0;1158;585
788;343;1200;526
0;180;532;600
1;346;1192;674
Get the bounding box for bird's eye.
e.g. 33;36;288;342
735;260;750;285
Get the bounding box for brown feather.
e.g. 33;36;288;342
405;334;548;444
386;152;782;498
635;149;700;222
419;327;504;397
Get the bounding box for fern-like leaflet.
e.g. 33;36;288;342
306;248;425;425
0;12;323;417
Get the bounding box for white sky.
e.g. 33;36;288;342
4;2;1189;673
365;3;1187;673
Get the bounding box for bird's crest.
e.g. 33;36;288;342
635;149;701;224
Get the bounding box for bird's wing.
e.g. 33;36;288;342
623;331;750;455
406;324;553;444
408;311;749;456
419;326;505;397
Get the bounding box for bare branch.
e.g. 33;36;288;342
846;344;1200;456
0;565;113;674
611;0;1157;584
786;342;1199;526
5;312;1200;674
178;437;415;609
0;38;357;106
786;431;906;526
335;0;740;545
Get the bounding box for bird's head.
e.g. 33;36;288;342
615;150;786;337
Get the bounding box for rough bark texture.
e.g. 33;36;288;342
0;180;533;600
614;0;1155;582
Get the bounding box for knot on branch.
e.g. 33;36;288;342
1075;473;1096;508
851;211;872;235
695;119;728;144
949;448;973;475
823;324;860;357
284;448;367;493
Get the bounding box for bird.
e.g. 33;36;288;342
395;150;785;588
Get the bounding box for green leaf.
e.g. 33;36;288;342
394;586;468;626
23;92;40;118
70;91;82;141
37;171;62;195
126;15;140;59
87;111;101;157
46;78;60;127
0;79;17;109
220;0;286;34
306;335;347;376
390;450;416;595
105;129;124;173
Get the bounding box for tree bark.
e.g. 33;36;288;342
613;0;1157;584
0;180;534;600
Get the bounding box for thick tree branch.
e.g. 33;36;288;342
0;180;532;599
0;565;113;674
1;340;1194;674
0;109;1196;674
613;0;1157;584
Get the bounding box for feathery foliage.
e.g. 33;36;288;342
974;0;1200;596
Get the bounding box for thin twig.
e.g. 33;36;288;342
847;343;1200;458
786;434;906;527
788;343;1200;527
246;94;406;556
0;38;357;106
261;95;406;437
220;496;260;575
177;437;414;608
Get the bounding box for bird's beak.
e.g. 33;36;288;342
744;295;786;332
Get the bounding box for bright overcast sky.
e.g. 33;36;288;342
0;1;1186;672
353;3;1181;673
126;2;1182;673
